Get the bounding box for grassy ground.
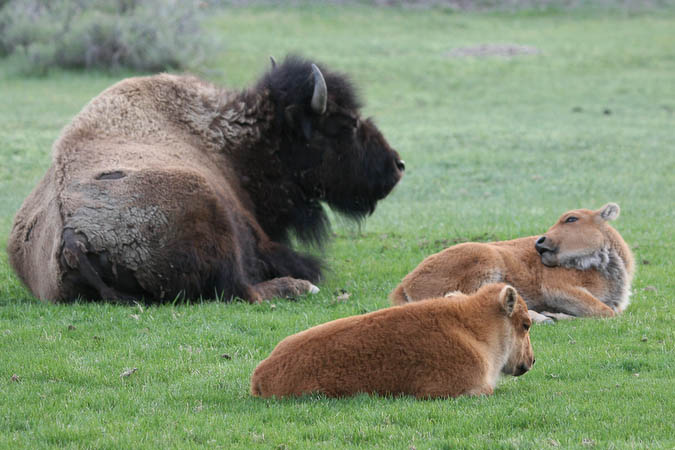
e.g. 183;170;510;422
1;4;674;449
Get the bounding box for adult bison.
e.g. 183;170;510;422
8;56;404;303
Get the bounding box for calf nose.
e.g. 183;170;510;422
396;159;406;171
535;236;547;254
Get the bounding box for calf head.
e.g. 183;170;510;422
264;56;404;218
498;285;535;377
535;203;620;268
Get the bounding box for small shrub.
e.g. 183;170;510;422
0;0;210;74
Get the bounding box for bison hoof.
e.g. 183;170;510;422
251;277;320;302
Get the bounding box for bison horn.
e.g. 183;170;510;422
310;63;327;115
269;56;277;69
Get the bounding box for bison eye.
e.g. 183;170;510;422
322;119;341;136
565;216;578;223
523;323;530;331
321;114;357;137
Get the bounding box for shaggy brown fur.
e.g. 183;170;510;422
391;204;634;322
251;283;534;399
8;56;404;303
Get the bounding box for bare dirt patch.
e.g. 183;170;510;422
446;44;540;58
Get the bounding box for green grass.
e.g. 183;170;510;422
1;4;674;449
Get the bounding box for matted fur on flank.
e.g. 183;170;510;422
251;283;535;399
391;204;634;322
8;55;404;303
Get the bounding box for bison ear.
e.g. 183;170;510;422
284;105;313;140
598;203;620;221
499;285;518;317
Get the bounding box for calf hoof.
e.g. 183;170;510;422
528;310;555;324
541;311;576;321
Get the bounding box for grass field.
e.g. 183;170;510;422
1;4;674;449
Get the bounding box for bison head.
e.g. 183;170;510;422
263;56;404;219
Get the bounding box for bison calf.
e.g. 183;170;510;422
391;203;634;322
251;283;534;399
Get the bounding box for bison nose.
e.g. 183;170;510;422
517;363;530;376
396;159;405;171
535;236;547;254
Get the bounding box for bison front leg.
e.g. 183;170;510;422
249;277;320;302
245;241;322;302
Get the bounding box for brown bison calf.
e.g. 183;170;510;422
251;283;534;399
391;203;634;322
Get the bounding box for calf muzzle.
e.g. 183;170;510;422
515;363;531;376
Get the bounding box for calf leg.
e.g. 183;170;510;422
542;286;615;318
540;312;576;321
414;378;493;399
412;365;488;399
528;310;555;324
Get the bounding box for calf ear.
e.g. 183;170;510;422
598;203;620;221
499;285;518;317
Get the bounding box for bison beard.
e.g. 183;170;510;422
8;55;404;303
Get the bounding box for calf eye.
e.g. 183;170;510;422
565;216;578;223
523;323;530;331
